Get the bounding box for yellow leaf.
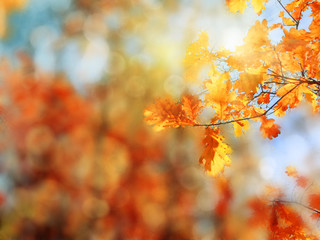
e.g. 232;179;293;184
276;83;296;97
199;128;231;177
283;17;296;26
233;120;249;137
205;72;236;118
244;20;270;49
144;97;195;131
251;0;268;15
226;0;247;13
184;31;213;82
285;166;298;178
275;83;310;114
304;90;318;113
235;66;267;94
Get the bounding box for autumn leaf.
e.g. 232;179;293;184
308;193;320;217
199;128;231;177
204;72;236;119
296;176;308;188
226;0;268;14
235;66;267;94
248;198;271;226
259;116;280;139
272;202;306;238
232;120;249;137
226;0;247;13
279;28;309;59
304;90;318;113
250;0;268;15
181;94;203;122
275;83;311;116
184;31;213;82
144;96;200;131
257;93;270;104
283;17;296;26
285;166;298;178
243;19;270;50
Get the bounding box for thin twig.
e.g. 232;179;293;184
194;83;301;127
273;199;320;214
276;0;298;24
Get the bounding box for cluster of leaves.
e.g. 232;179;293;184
145;0;320;177
144;0;320;238
0;59;202;239
2;0;320;239
245;166;320;239
0;1;208;239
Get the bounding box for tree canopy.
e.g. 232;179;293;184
1;0;320;239
145;0;320;238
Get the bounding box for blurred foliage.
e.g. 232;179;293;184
1;0;320;239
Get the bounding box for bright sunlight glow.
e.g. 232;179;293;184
222;28;244;51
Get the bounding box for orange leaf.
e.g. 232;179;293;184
257;93;270;104
243;19;270;49
259;116;280;139
144;97;195;131
285;166;298;178
181;94;203;123
248;198;271;226
296;176;308;188
205;72;236;119
199;128;231;177
283;17;296;26
309;193;320;219
235;66;267;94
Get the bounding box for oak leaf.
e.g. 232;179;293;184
226;0;247;13
205;72;236;119
243;19;270;49
184;31;213;81
145;96;202;131
235;66;267;94
275;83;310;116
259;116;280;139
250;0;268;15
181;94;203;122
199;128;231;177
232;120;249;137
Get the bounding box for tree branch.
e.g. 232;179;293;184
273;199;320;215
194;83;302;127
276;0;298;24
